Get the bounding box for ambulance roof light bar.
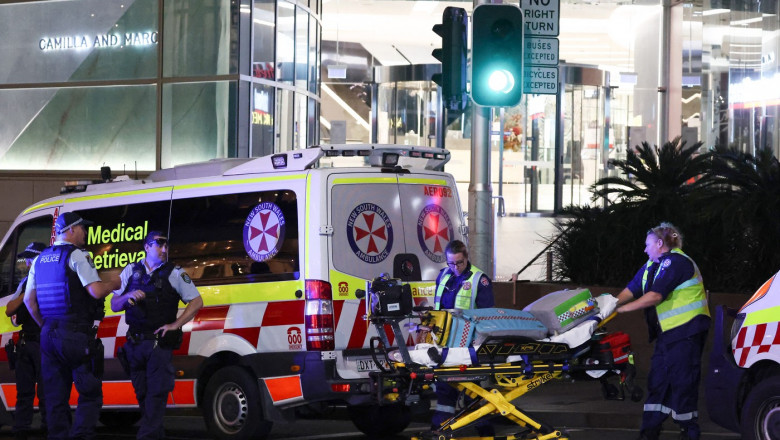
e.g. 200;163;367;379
315;144;451;170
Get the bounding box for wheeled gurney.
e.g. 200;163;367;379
359;277;643;440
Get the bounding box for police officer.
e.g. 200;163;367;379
616;222;710;440
6;242;47;440
111;231;202;440
430;240;494;436
24;212;120;440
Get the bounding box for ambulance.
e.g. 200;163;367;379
707;269;780;440
0;144;466;439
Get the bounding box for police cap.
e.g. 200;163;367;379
17;242;46;259
55;212;94;234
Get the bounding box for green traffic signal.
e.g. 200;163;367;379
471;4;524;107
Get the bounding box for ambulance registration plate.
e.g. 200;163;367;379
355;357;390;372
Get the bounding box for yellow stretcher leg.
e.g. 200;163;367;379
430;371;570;439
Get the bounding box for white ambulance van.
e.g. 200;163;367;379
0;145;466;439
707;270;780;440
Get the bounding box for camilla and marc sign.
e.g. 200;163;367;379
39;31;159;51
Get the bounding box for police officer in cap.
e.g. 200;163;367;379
430;239;494;436
111;231;202;440
24;212;120;440
6;242;47;440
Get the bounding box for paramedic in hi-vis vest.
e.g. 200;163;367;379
615;223;710;440
111;231;202;440
431;240;495;436
24;212;121;440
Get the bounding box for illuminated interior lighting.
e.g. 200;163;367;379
731;16;764;25
253;18;275;27
702;8;730;16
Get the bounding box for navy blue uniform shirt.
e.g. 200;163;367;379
626;252;709;342
435;262;495;309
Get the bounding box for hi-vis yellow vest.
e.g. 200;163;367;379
642;248;710;332
433;266;484;310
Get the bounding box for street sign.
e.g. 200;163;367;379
521;0;560;37
524;66;558;94
524;37;559;66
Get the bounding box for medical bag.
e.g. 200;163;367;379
368;274;413;317
593;331;632;364
524;288;599;335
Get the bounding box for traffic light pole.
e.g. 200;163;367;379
468;0;494;278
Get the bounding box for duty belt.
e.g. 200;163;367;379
127;331;157;344
44;319;97;335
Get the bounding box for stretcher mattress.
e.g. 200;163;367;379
395;294;618;367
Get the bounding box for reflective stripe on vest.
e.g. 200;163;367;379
433;266;483;310
643;248;710;332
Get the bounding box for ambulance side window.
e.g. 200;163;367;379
170;190;299;285
78;202;173;280
0;216;53;298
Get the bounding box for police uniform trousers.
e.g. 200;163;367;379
41;322;102;440
14;336;47;434
125;339;175;440
432;382;495;437
640;331;707;440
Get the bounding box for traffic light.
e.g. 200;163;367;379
471;4;524;107
431;7;468;114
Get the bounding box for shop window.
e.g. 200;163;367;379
0;85;156;171
276;88;295;151
308;19;320;94
161;80;237;168
295;93;308;149
252;0;275;81
252;83;276;156
276;1;295;84
0;216;53;298
163;0;238;77
295;7;309;89
169;190;300;285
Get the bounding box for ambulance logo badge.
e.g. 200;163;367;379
417;204;453;263
243;202;286;262
346;203;393;264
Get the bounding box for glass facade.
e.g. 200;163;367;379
0;0;321;171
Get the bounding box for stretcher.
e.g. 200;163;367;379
359;277;643;440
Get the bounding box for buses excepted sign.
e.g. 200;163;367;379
524;66;559;95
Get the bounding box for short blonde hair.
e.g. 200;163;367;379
648;222;683;249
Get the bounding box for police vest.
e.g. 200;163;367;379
124;261;181;334
14;277;41;335
641;248;710;332
35;244;103;323
433;266;485;310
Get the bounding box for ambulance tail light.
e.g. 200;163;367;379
305;280;335;350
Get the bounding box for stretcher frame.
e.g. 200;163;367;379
365;311;641;440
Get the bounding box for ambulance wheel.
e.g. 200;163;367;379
203;366;272;440
740;375;780;440
348;403;411;437
99;411;141;428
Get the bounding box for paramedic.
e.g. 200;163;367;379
615;222;710;440
431;240;495;435
111;231;202;440
6;242;47;440
24;212;121;440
